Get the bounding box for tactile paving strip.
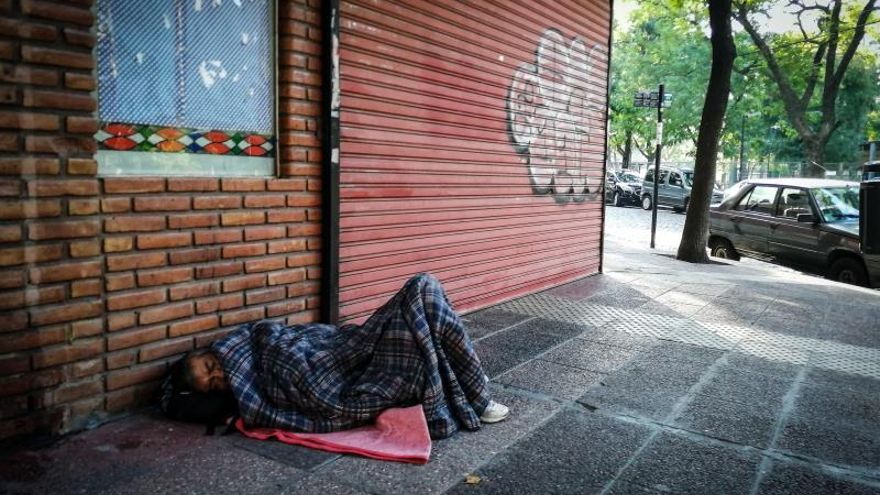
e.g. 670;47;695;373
665;324;743;350
733;339;810;365
495;293;575;317
811;352;880;378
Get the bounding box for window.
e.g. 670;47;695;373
658;170;670;184
669;172;683;187
775;188;813;219
645;169;655;182
95;0;275;176
735;185;778;214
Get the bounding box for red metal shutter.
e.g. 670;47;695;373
338;0;611;321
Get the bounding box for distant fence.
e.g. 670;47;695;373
609;161;863;188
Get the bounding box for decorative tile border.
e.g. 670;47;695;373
95;123;275;157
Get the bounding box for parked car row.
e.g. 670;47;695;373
605;166;724;213
708;178;878;288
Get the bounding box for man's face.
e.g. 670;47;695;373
188;353;228;393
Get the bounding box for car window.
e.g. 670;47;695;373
658;170;670;184
775;188;813;219
669;172;683;187
683;171;694;187
645;169;654;182
619;172;640;182
812;186;860;222
734;185;777;214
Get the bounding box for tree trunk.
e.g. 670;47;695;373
803;138;827;177
622;133;632;169
677;0;736;263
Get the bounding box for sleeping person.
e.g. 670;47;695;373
161;273;509;439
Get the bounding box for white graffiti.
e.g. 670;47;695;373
507;29;606;203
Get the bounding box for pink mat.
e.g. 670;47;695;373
235;405;432;464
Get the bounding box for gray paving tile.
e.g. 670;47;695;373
224;433;338;470
674;394;779;448
696;370;792;412
777;415;880;469
653;290;716;307
634;300;705;318
463;308;532;340
473;325;569;379
581;292;653;309
445;409;652;495
579;327;661;350
634;341;726;365
542;340;641;373
616;432;762;494
756;461;880;495
495;359;604;400
514;316;589;339
803;367;880;395
724;352;804;379
674;283;735;297
546;274;621;301
790;383;880;431
606;482;673;494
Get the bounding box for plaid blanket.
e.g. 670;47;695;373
212;274;491;439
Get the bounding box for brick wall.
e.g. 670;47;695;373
0;0;324;439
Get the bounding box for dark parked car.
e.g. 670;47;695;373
708;178;879;288
642;166;724;213
605;170;642;207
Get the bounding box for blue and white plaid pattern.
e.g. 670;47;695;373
212;274;491;439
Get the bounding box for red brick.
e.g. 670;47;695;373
70;318;103;338
64;72;94;90
103;178;165;194
221;307;265;326
66;116;98;134
0;178;19;196
137;266;192;287
0;200;61;220
21;0;94;26
103;236;133;253
0;269;24;289
193;195;241;209
244;194;286;208
29;219;99;240
167;178;218;192
195;261;242;279
0;290;23;310
222;274;265;293
27;179;98;197
100;197;130;213
21;46;93;69
29;260;101;284
139;302;193;325
0;244;62;266
0;133;18;151
66;157;97;176
0;111;59;130
62;28;94;48
307;209;321;222
107;325;166;351
106;252;166;271
268;238;307;254
23;285;65;306
168;247;221;265
268;269;307;286
193;229;242;245
282;163;321;176
0;356;29;376
281;133;320;147
107;312;136;332
222;243;266;258
244;225;286;241
53;379;103;404
0;225;21;243
29;300;101;326
287;252;321;268
0;19;57;41
169;281;220;301
266;299;307;318
136;232;191;249
268;209;306;223
288;281;319;298
221;211;265;226
0;65;58;87
287;223;321;237
245;256;286;273
0;368;63;396
133;196;190;212
286;310;319;326
168;213;218;229
139;338;193;363
67;356;104;379
105;383;155;412
196;293;243;314
69;240;100;258
246;286;286;305
287;194;321;207
104;216;166;232
105;272;135;292
221;178;265;192
25;135;97;154
106;362;166;391
22;89;96;112
68;198;99;215
168;314;219;338
106;288;166;311
32;338;102;369
105;350;137;370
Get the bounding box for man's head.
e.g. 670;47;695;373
184;351;229;393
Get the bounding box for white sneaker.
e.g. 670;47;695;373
480;400;510;424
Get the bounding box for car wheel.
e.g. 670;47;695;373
613;191;622;207
828;257;868;287
709;238;740;261
641;195;652;210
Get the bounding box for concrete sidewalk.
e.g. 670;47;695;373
2;241;879;494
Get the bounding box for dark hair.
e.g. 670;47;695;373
160;352;237;428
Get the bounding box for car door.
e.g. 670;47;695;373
667;171;686;208
768;187;823;265
726;185;779;254
656;169;671;206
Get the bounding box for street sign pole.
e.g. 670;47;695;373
650;84;664;249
